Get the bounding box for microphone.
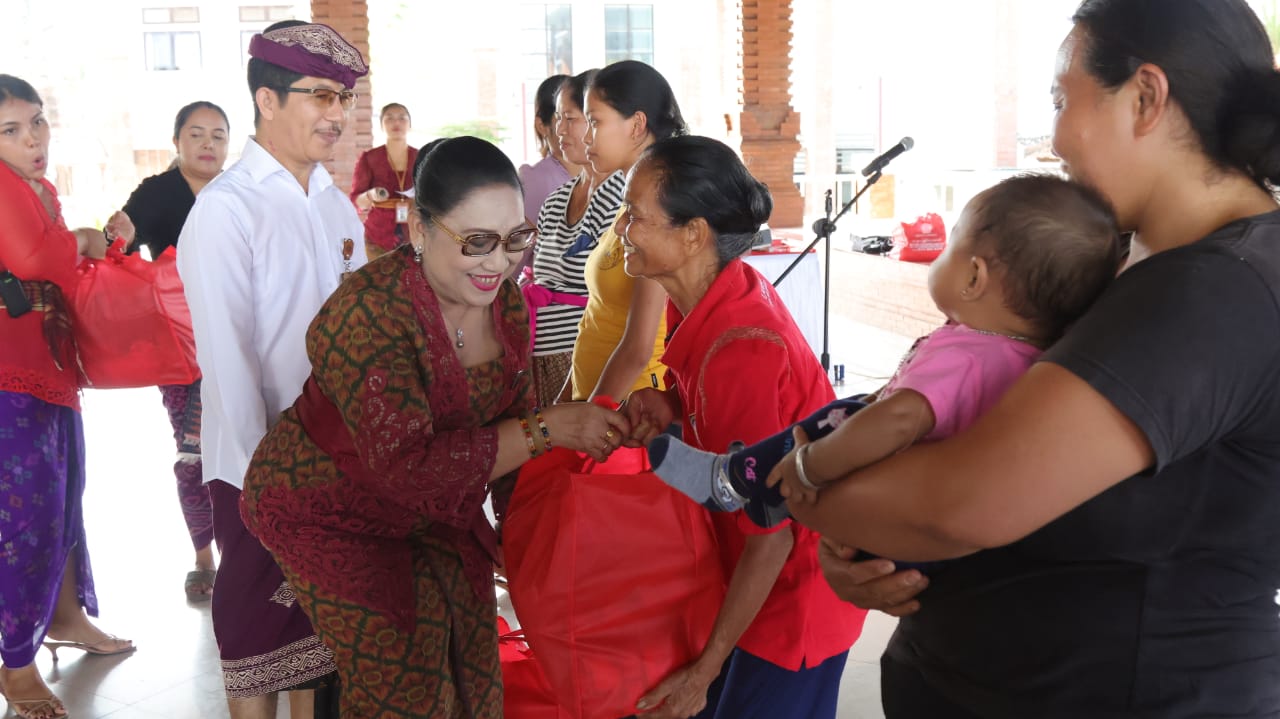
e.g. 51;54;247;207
861;137;914;177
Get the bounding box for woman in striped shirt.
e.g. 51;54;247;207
526;68;625;407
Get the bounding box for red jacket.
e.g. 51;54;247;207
0;164;81;409
662;259;866;670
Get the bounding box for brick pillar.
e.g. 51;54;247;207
311;0;374;193
738;0;804;228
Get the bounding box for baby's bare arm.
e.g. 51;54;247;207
803;390;936;486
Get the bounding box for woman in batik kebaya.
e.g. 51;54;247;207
241;136;629;718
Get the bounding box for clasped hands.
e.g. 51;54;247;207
555;388;677;463
617;387;678;448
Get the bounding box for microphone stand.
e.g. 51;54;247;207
773;170;883;372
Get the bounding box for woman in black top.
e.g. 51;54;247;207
789;1;1280;717
122;101;228;602
124;101;228;258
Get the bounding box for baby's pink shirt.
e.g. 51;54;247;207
882;323;1042;441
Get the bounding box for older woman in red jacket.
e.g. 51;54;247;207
620;135;865;719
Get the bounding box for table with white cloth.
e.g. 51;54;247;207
742;249;824;360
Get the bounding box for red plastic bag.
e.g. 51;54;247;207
70;244;199;388
892;212;947;263
504;446;726;719
499;618;571;719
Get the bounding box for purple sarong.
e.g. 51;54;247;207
0;390;97;668
208;480;334;697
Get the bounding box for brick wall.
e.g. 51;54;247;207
311;0;374;193
830;250;946;341
738;0;804;228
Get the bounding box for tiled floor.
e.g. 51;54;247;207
8;317;909;719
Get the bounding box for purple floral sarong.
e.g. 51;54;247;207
0;390;96;668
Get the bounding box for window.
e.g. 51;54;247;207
521;5;573;80
142;6;201;71
142;7;199;23
835;148;857;175
241;6;299;65
239;5;296;22
604;5;653;65
835;133;877;175
145;31;202;71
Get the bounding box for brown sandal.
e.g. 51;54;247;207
0;682;68;719
43;634;135;662
184;568;216;602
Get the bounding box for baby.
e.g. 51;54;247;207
648;174;1122;550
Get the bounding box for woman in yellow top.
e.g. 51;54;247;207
568;61;687;401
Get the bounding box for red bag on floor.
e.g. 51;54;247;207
504;446;726;719
70;244;199;388
892;212;947;263
499;618;571;719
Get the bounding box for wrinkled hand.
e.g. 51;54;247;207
635;661;716;718
619;388;678;447
103;210;135;248
543;402;631;462
766;426;821;505
818;536;928;617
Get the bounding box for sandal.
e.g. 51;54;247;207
184;568;217;602
43;634;135;662
0;680;68;719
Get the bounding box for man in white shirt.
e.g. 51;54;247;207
176;20;367;719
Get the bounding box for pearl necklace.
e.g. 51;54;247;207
454;328;464;349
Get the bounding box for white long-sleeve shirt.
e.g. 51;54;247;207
177;138;365;489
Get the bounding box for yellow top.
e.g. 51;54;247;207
569;222;668;401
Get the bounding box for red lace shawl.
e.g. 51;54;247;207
0;165;81;408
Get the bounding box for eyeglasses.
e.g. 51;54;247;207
429;216;537;257
283;86;358;111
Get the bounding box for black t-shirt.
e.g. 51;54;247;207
887;210;1280;718
122;167;196;258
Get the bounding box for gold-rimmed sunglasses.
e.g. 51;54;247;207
283;86;358;111
429;216;537;257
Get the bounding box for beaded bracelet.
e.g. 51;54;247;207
518;414;538;457
533;407;553;450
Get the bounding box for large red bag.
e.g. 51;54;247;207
504;446;726;719
70;244;199;388
499;618;571;719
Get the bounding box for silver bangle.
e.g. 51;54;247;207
794;444;824;492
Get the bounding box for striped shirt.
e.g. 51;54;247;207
531;171;625;355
